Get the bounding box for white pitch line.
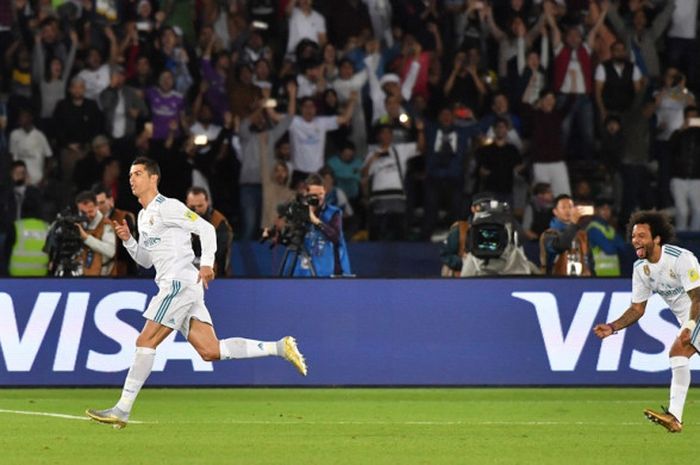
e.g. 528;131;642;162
0;409;148;424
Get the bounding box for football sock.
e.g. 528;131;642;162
115;347;156;414
668;356;690;422
218;338;281;360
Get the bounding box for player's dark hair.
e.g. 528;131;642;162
186;186;209;200
627;210;675;244
75;190;97;205
132;157;161;183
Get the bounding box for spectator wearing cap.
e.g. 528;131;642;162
286;0;327;56
422;106;477;239
364;39;422;124
586;197;626;276
73;136;113;192
99;65;148;145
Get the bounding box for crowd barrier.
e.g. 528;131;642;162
0;278;691;386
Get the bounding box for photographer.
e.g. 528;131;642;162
186;187;233;277
75;191;117;276
284;174;351;277
539;194;592;276
94;186;137;276
455;194;538;277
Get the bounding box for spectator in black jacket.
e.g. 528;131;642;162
669;106;700;231
52;76;104;200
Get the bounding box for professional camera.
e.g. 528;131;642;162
462;198;539;276
468;199;514;260
44;208;88;277
262;193;320;248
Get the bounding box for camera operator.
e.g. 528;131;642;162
287;173;351;277
539;194;592;276
75;190;117;276
94;185;137;276
186;187;233;277
451;194;538;277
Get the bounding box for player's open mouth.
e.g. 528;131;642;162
635;246;645;258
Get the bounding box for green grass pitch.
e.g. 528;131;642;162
0;387;696;465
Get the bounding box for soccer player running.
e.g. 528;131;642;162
593;211;700;433
86;157;307;429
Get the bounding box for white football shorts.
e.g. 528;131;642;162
143;280;213;338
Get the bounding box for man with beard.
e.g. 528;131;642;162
594;41;643;122
594;211;700;433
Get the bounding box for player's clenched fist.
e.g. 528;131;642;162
113;219;132;241
592;323;614;339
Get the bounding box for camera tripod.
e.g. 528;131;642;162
278;243;317;277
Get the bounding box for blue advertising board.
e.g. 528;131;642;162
0;278;692;386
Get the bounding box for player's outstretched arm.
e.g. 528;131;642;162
593;301;647;338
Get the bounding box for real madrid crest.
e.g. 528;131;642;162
149;216;154;225
670;269;677;279
643;265;650;276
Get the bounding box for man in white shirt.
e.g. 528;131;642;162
289;93;357;187
286;0;327;56
9;108;52;186
362;122;425;240
76;28;118;102
594;211;700;433
86;157;307;429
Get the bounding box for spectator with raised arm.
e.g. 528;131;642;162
606;0;676;82
547;0;608;160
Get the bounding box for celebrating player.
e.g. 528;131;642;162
86;157;307;429
593;211;700;433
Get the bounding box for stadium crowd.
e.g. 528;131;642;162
0;0;699;277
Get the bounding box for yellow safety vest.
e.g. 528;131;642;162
586;220;621;277
9;218;49;277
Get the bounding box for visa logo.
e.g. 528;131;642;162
513;291;700;373
0;291;212;373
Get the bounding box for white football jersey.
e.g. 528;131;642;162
123;194;216;286
632;244;700;323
